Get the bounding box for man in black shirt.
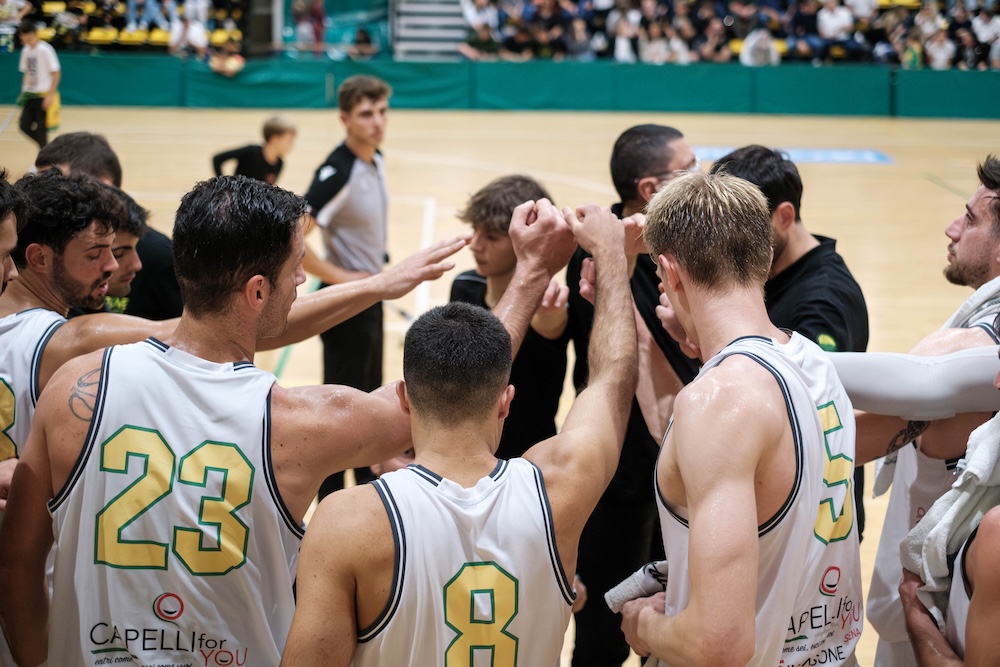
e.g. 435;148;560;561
212;115;297;185
569;125;702;667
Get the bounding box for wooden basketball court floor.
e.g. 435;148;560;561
3;105;1000;664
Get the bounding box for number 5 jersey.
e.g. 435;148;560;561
48;338;302;667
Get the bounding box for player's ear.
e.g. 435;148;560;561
772;201;796;233
658;253;682;292
396;380;411;414
243;274;268;312
498;384;515;420
23;243;52;272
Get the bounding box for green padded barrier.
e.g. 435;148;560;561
895;69;1000;119
41;53;184;107
613;62;752;113
330;60;473;109
0;54;23;104
186;58;329;108
752;64;891;116
473;61;616;110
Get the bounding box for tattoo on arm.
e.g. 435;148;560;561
886;420;930;457
69;368;101;422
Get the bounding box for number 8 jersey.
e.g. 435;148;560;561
354;458;576;667
49;338;302;667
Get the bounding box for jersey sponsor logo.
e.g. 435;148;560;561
318;165;337;181
153;592;185;624
819;567;840;597
783;590;862;666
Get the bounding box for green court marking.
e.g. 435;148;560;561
273;278;322;380
924;173;970;200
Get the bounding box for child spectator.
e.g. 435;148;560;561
212;115;295;184
459;22;503;58
562;16;597;59
898;25;923;68
501;22;536;58
347;26;380;59
665;22;696;61
694;15;733;60
923;28;955;69
639;18;670;62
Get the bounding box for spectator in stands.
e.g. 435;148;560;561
16;21;59;150
946;2;968;35
972;6;1000;46
500;22;536;59
955;26;989;68
844;0;877;26
305;0;325;53
728;0;759;38
664;22;696;61
914;0;946;40
459;22;504;58
0;0;31;31
347;26;380;59
671;0;699;45
897;25;923;67
169;15;209;58
461;0;500;36
818;0;866;60
529;17;566;57
739;25;781;63
498;0;529;38
562;16;597;59
213;116;295;184
694;15;733;60
612;12;639;60
125;0;170;33
209;37;246;76
291;0;314;48
638;17;670;61
923;27;955;68
868;5;908;62
787;0;826;60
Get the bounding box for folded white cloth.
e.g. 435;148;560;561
900;412;1000;630
604;560;669;614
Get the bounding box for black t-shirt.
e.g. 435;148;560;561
212;144;283;185
765;235;869;353
124;228;183;321
567;203;701;501
450;270;568;459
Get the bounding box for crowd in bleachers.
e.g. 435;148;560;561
0;0;243;53
458;0;1000;67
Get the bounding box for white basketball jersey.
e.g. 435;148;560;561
48;339;302;667
654;334;862;667
353;458;575;667
0;308;66;459
945;527;975;659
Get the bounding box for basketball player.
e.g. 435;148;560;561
862;156;1000;667
280;202;636;665
901;505;1000;665
0;177;572;666
620;173;862;666
0;170;24;296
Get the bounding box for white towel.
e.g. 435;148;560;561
872;276;1000;498
899;412;1000;630
604;560;669;614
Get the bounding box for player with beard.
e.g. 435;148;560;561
859;155;1000;667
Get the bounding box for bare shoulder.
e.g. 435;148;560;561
968;506;1000;595
675;355;786;424
910;327;996;355
40;348;106;412
306;483;390;553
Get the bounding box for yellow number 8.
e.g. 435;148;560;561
814;402;854;544
444;562;519;667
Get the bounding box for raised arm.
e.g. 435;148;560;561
493;199;576;356
211;146;245;176
263;234;469;350
523;204;637;573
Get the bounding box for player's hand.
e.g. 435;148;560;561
621;591;665;658
578;257;597;306
898;569;933;622
656;290;700;359
509;199;575;277
374;234;470;300
622;212;648;256
563;204;625;259
0;458;16;511
42;94;53;111
572;575;588;613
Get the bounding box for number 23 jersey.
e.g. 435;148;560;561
48;338;302;667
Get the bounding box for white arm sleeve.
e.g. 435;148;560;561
828;346;1000;420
